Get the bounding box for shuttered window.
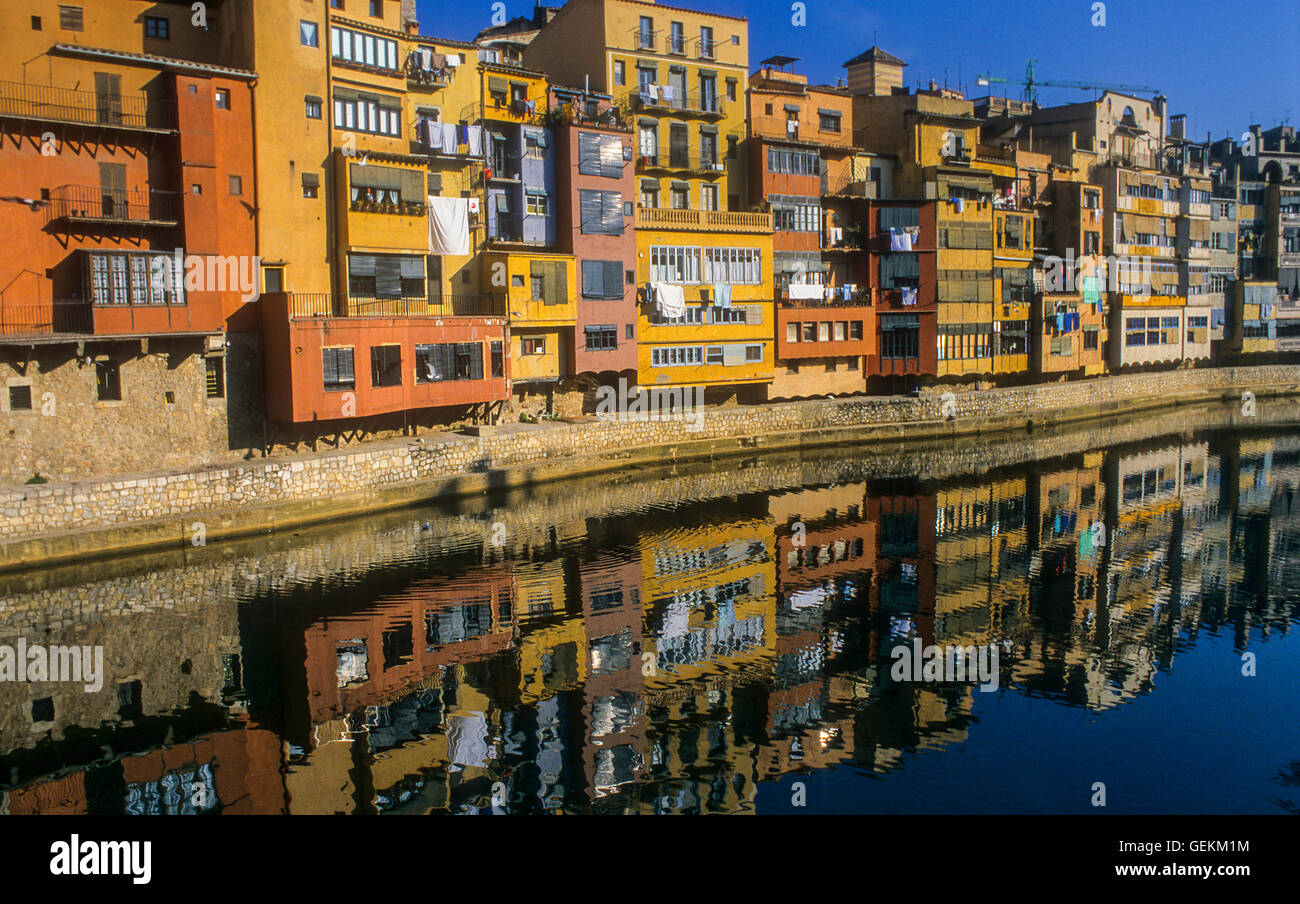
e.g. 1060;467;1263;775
579;189;624;235
322;348;355;392
348;253;429;298
881;253;920;288
578;132;624;179
529;261;568;305
582;260;624;299
351;164;423;203
415;343;484;382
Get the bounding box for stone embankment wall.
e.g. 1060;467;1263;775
2;365;1298;569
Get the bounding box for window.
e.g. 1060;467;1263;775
700;26;715;58
585;326;618;350
578;132;624;179
300;20;318;47
849;321;863;340
670;184;689;209
305;97;322;119
529;260;568;305
670;22;684;54
526;193;549;216
704;247;761;284
59;6;83;31
215;89;230;110
229;175;243;196
86;251;184;305
580;189;624;235
701;184;719;211
726;78;737;102
302;172;320;198
767;148;820;175
334;91;401;136
522;337;545;355
745;345;762;362
370;0;383;16
490;341;504;377
264;267;284;293
8;385;32;411
348;253;430;298
416;343;483;382
330;26;399;71
370;345;402;388
145;16;169;39
650;246;701;283
205;358;225;398
819;110;841;132
650;346;703;367
582;260;624;299
639;16;654;49
31;16;41;30
881;315;920;359
331;0;344;7
614;61;626;86
774;199;819;232
640;180;659;208
322;348;355;392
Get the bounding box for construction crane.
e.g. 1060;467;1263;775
976;59;1160;105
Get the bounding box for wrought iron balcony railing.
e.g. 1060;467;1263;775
0;79;175;131
47;185;181;226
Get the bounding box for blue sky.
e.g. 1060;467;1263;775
418;0;1299;141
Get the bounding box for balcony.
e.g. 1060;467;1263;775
631;90;726;120
287;294;507;320
636;152;727;176
404;52;454;89
47;185;181;228
486;213;553;246
637;207;772;233
0;298;220;341
823;175;876;199
0;79;175;132
0;300;92;339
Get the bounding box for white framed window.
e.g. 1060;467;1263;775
650;246;702;284
650;346;704;367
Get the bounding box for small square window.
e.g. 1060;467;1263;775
331;0;344;8
229;174;243;196
370;0;383;17
31;15;41;30
8;385;33;410
145;16;169;39
58;6;83;32
305;98;322;119
300;20;318;47
215;89;231;110
191;184;203;195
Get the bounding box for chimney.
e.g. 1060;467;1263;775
401;0;418;33
1169;113;1186;141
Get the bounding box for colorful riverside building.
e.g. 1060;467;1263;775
849;50;1007;387
523;0;776;403
256;1;511;431
0;0;260;479
550;86;640;396
747;57;877;399
975;97;1110;379
1020;92;1213;371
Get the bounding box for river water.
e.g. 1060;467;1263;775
2;401;1299;815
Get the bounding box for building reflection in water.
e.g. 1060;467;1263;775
4;424;1300;814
